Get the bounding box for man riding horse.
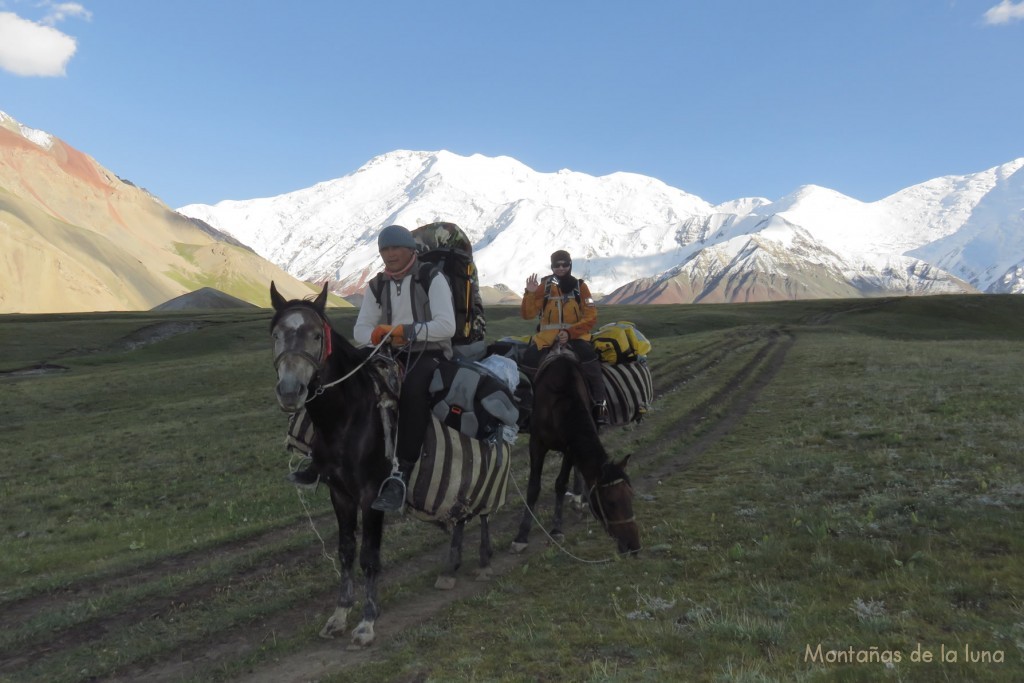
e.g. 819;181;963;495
290;224;456;514
520;249;609;426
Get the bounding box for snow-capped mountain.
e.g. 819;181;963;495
178;150;713;298
177;151;1024;304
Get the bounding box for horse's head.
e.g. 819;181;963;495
588;455;640;555
269;281;332;412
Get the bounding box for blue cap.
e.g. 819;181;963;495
377;224;418;250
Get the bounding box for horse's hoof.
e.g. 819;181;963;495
475;567;493;581
434;575;457;590
350;620;375;647
549;532;565;544
319;607;349;639
510;541;528;554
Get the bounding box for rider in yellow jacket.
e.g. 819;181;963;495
520;249;609;425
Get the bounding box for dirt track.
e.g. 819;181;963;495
0;327;793;682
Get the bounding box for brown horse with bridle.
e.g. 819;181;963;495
510;346;641;555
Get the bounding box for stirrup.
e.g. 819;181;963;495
287;456;320;488
370;473;407;512
287;466;320;488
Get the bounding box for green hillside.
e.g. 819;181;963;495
1;294;1021;682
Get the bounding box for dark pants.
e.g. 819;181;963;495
522;340;607;405
395;350;445;468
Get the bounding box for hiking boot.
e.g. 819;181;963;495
593;401;609;426
371;474;407;512
287;465;320;488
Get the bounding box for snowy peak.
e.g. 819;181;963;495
180;150;715;296
908;160;1024;291
0;110;54;150
176;150;1024;304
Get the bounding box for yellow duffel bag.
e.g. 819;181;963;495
591;321;652;364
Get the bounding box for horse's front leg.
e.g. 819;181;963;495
512;438;547;552
570;467;586;513
349;498;385;648
435;520;465;590
320;487;357;639
476;514;494;580
551;453;573;542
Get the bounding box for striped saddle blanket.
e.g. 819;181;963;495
407;416;512;528
601;359;654;427
285;409;511;529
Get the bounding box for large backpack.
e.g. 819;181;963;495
428;356;519;442
411;222;486;345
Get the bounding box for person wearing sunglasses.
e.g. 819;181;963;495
520;249;609;425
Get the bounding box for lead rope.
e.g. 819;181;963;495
374;375;401;477
294;487;341;578
508;469;616;565
306;328;395;402
292;357;401;579
292;327;398;576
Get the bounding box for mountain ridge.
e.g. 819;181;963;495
178;151;1024;304
3;109;1020;310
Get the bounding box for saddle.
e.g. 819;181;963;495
535;343;579;375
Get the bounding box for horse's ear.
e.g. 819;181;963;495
619;454;632;469
313;281;329;311
270;281;287;311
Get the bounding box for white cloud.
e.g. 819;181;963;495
0;8;84;77
984;0;1024;24
41;2;92;26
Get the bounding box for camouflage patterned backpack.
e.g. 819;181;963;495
410;222;486;346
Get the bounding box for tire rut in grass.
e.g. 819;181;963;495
652;332;759;387
104;500;586;683
197;329;799;683
1;515;333;623
644;329;794;482
2;330;788;683
0;521;331;673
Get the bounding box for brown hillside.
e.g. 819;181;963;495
0;121;340;313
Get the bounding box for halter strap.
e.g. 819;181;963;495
306;330;395;401
272;310;333;372
587;478;635;529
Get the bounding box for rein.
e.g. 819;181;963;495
273;302;404;478
588;478;636;529
272;310;396;404
310;328;397;400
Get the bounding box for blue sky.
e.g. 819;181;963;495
2;1;1023;209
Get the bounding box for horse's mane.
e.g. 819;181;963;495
535;354;610;467
535;354;588;404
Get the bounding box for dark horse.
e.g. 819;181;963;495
269;282;500;647
510;347;641;555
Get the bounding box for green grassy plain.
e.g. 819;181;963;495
1;295;1022;682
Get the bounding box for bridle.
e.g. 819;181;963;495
272;306;393;404
587;477;636;530
273;315;332;373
